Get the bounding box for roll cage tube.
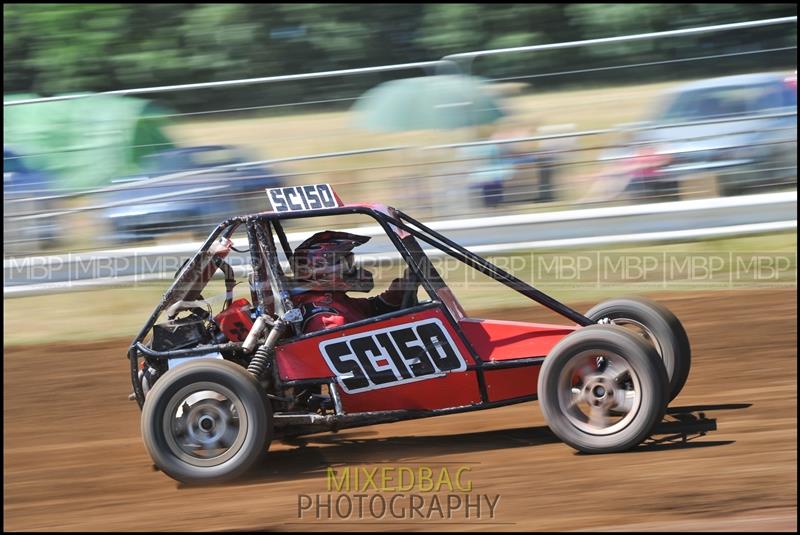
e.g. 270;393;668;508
251;219;301;327
246;221;271;314
273;219;295;264
249;211;442;323
128;217;243;408
390;210;594;327
245;205;595;327
370;212;442;306
253;205;592;326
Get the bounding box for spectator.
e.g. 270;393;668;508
460;126;515;208
535;124;577;202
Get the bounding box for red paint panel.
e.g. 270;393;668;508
275;336;335;380
340;370;481;412
484;366;540;402
459;318;576;362
275;306;475;381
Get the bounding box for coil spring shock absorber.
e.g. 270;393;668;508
246;316;292;378
247;344;273;378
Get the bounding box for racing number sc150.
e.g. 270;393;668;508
320;318;467;394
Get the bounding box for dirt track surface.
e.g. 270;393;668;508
4;289;797;531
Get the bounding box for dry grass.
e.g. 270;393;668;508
5;231;795;347
166;79;683;214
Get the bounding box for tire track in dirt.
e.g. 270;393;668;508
4;289;796;531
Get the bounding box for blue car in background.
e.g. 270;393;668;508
601;72;797;198
102;145;283;242
3;147;59;254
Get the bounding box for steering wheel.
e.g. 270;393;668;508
400;269;420;309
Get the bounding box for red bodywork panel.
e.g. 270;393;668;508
276;307;579;411
460;318;575;403
484;367;542;402
275;306;476;379
275;306;481;412
341;371;482;412
459;318;577;361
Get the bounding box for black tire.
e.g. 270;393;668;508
585;297;691;403
538;325;669;454
141;359;271;484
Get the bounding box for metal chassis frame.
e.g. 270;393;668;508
128;206;594;427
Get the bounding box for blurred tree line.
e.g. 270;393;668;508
4;3;797;112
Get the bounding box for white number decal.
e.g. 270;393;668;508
320;319;466;394
267;184;339;212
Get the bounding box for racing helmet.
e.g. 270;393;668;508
292;231;374;292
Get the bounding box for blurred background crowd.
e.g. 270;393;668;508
3;3;797;254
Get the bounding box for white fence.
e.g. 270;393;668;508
4;191;796;296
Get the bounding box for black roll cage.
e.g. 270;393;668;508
128;205;593;408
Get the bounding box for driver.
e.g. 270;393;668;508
290;231;419;333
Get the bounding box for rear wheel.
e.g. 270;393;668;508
538;325;668;454
586;297;691;403
141;359;271;484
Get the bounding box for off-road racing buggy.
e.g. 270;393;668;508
129;184;691;484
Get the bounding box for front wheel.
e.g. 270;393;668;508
141;359;272;484
538;325;669;454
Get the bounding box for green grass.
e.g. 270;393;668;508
443;232;797;318
5;231;795;347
